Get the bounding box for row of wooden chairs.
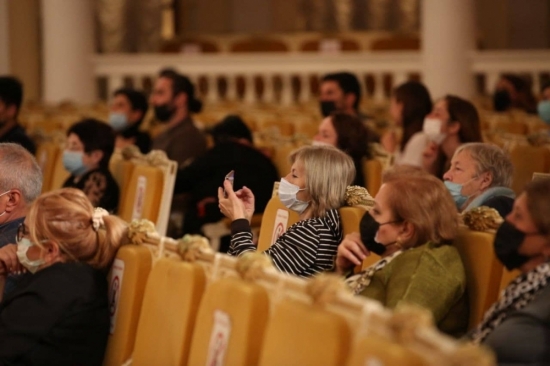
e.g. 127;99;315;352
103;220;493;366
35;142;177;236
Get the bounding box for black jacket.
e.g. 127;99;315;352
0;263;110;366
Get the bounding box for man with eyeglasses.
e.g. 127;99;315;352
0;143;43;297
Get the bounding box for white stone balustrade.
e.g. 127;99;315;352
93;50;550;104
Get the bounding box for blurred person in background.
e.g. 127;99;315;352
108;88;151;154
422;95;483;179
0;76;36;154
62;119;119;213
493;74;537;114
536;81;550;124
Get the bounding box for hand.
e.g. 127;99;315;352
335;233;369;275
380;130;398;154
422;141;439;172
234;186;255;223
218;180;248;221
0;244;25;276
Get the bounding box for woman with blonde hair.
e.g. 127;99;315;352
219;145;355;278
336;172;468;336
0;188;128;365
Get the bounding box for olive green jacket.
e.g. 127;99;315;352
359;241;469;336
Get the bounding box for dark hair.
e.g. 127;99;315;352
158;68;203;113
321;72;361;111
330;112;372;161
210;115;253;144
393;81;432;150
501;74;537;113
0;76;23;115
113;88;148;125
445;95;483;143
525;178;550;238
67;119;116;168
540;81;550;94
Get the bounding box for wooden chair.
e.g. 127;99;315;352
102;245;153;366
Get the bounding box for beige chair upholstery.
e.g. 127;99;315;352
187;277;270;366
103;245;153;366
131;258;207;366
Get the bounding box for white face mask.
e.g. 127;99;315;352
16;237;46;274
278;178;310;214
423;118;447;145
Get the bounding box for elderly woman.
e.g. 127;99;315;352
470;178;550;364
443;143;515;217
219;145;355;278
0;188;127;365
421;95;483;179
313;112;374;187
335;172;467;336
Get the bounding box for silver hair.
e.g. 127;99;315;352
454;142;514;188
0;143;43;202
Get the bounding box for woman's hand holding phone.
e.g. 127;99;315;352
218;171;256;223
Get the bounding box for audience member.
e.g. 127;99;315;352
109;88;151;154
219;145;355;277
443;143;515;217
174;115;279;237
0;76;36;154
62;119;119;212
422;95;483;178
0;143;42;296
470;178;550;365
493;74;537;114
336;171;467;336
314;112;373;187
0;188;127;365
537;81;550;123
381;81;433;166
319;72;363;118
150;68;207;167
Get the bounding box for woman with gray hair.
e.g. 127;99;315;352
218;145;355;278
443;142;515;216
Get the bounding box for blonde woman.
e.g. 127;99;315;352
336;172;468;336
219;145;355;278
0;188;128;366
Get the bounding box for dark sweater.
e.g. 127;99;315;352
63;167;120;213
0;262;110;366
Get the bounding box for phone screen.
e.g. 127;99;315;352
224;170;235;198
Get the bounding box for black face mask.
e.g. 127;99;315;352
494;221;532;270
493;90;512;112
319;101;337;117
360;212;399;256
154;103;175;122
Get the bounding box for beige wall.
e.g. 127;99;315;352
8;0;41;101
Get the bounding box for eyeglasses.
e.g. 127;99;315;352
16;222;29;242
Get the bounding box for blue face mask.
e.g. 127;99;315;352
63;151;88;176
444;180;469;208
109;112;129;131
537;100;550;124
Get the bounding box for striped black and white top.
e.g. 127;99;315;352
228;209;343;278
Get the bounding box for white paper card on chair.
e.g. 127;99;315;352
108;259;124;334
132;176;147;221
271;209;289;245
206;310;232;366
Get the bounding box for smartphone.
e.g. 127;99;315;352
224;170;235;198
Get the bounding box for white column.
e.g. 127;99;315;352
41;0;95;103
0;0;9;74
422;0;476;99
243;74;256;104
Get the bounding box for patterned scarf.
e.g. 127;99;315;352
345;250;403;295
470;262;550;344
